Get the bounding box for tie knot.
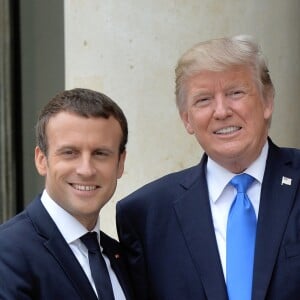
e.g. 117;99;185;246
80;232;100;253
230;173;254;193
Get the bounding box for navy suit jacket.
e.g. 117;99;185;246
0;196;134;300
117;140;300;300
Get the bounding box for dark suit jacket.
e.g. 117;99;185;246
117;140;300;300
0;196;134;300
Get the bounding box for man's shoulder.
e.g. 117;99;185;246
0;210;36;256
138;163;197;188
117;163;202;210
100;230;119;248
0;197;43;244
281;146;300;158
0;210;29;235
270;142;300;167
100;231;124;259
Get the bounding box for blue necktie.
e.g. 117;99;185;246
80;232;115;300
226;173;256;300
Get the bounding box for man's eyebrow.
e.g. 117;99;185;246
54;145;77;153
191;90;212;98
94;147;118;155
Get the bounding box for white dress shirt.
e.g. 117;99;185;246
206;141;268;280
41;190;126;300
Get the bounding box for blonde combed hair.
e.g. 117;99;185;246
175;35;274;112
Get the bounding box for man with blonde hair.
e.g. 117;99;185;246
117;35;300;299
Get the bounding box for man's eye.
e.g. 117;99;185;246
234;90;243;95
59;149;77;158
200;97;209;102
95;150;109;156
228;90;245;98
63;150;75;156
194;97;211;106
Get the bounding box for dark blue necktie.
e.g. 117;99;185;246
80;232;115;300
226;173;256;300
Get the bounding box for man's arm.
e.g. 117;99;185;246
0;235;34;300
116;201;150;300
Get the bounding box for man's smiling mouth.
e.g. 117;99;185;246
70;184;98;191
214;126;241;135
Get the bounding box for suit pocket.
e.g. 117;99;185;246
285;242;300;258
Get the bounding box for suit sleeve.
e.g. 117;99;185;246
0;233;34;299
116;200;150;300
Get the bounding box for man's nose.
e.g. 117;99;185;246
76;156;96;177
213;95;232;120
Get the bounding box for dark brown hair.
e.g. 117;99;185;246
35;88;128;156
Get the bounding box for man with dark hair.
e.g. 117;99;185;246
0;88;134;300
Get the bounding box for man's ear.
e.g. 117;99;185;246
180;111;195;135
35;146;47;176
263;92;274;122
117;150;126;179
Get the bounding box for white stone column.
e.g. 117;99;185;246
64;0;300;237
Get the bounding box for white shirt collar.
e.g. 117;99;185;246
40;190;100;244
206;141;269;203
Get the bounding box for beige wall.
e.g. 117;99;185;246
64;0;300;237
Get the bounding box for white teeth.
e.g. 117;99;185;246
215;126;241;134
72;184;97;191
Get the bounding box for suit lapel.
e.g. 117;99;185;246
173;157;228;300
27;198;97;300
252;141;300;299
45;236;97;300
101;231;134;300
